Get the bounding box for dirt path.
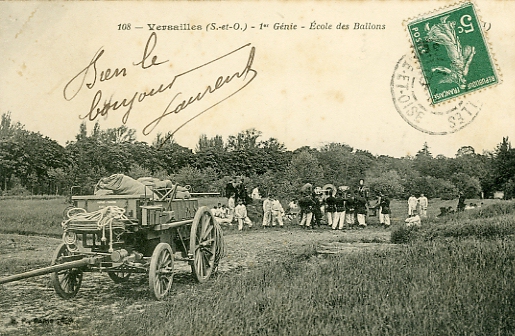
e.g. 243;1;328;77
0;227;390;334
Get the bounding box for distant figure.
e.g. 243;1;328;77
345;192;356;228
438;206;455;217
457;192;466;212
298;191;315;228
418;194;428;218
357;179;369;202
405;215;421;227
227;193;236;224
378;193;391;228
225;177;251;205
325;188;337;229
211;205;220;217
408;194;418;216
234;199;253;231
311;190;324;228
213;204;232;225
287;199;301;223
262;194;273;227
251;187;262;200
271;197;285;227
355;191;368;228
333;190;346;230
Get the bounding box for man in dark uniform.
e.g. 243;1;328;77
325;188;337;228
311;190;323;228
355;179;369;228
378;193;391;228
457;192;466;212
298;189;316;228
225;176;251;205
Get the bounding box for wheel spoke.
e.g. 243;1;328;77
69;276;77;292
201;238;215;247
202;253;211;271
200;216;208;241
201;225;214;241
155;277;161;294
59;275;69;288
201;247;214;257
196;252;204;278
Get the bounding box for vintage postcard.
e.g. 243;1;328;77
1;0;515;334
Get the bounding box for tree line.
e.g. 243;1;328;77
1;112;514;200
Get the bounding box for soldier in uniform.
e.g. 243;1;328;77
378;193;391;228
356;179;369;228
311;189;323;228
298;190;315;228
325;188;337;228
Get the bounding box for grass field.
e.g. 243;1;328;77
0;195;500;236
0;196;226;237
1;197;515;335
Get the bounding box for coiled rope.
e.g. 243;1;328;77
62;206;128;252
62;206;128;231
213;220;225;267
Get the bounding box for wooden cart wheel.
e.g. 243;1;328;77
149;243;174;300
50;243;83;299
190;206;217;283
108;271;131;283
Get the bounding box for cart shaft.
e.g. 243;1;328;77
0;257;97;285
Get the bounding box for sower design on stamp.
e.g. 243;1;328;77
407;2;499;104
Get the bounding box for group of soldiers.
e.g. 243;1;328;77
293;179;392;229
215;177;396;231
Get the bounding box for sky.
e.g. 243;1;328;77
1;0;514;158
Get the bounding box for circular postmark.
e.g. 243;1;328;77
391;54;482;135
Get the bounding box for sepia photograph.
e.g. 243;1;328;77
1;0;514;334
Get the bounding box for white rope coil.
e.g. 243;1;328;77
62;206;128;231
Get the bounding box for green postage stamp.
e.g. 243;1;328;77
406;2;499;104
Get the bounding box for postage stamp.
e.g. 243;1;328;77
406;2;499;104
391;54;482;135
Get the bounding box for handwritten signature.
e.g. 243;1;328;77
63;32;257;146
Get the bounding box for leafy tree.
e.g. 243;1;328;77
491;137;515;198
451;172;482;198
317;143;354;186
170;166;219;192
0;112;24;139
367;170;405;198
14;131;68;194
414;142;434;177
287;150;324;188
226;128;261;151
196;134;225;152
99;125;137;144
0;139;29;191
404;176;457;199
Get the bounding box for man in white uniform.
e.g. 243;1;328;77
418;194;428;218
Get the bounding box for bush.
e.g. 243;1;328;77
422;216;515;241
2;185;32;196
391;225;418;244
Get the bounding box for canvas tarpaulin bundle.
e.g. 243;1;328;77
94;174;191;199
94;174;154;196
137;177;191;199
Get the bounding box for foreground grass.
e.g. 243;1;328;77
67;238;514;336
2;198;515;335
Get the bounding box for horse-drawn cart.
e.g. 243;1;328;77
0;181;224;300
